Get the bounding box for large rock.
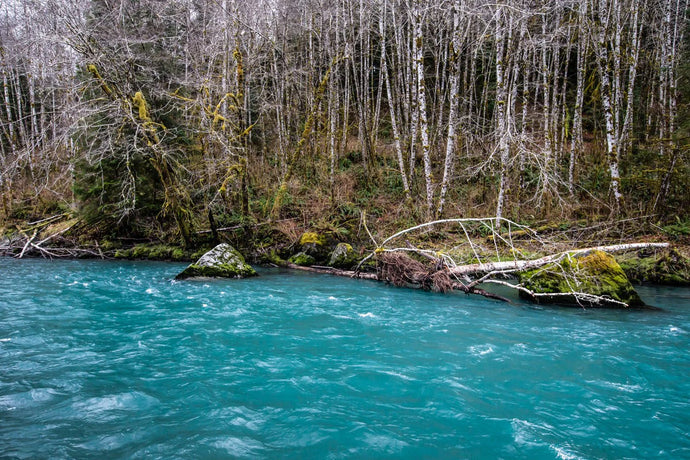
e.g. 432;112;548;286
297;231;331;262
617;248;690;286
175;243;257;280
518;250;643;308
328;242;358;269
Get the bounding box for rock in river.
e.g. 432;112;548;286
175;243;257;280
518;249;643;308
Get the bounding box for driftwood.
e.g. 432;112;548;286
351;217;673;307
448;242;670;277
286;263;378;280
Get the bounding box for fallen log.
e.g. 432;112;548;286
286;259;511;303
447;242;670;278
354;215;673;308
286;263;378;280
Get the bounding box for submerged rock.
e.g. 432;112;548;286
175;243;257;280
519;250;643;308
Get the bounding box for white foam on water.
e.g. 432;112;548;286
210;436;265;456
594;380;642;393
380;370;415;381
550;445;585;460
0;338;10;342
362;433;409;453
468;344;494;356
358;312;376;318
328;296;337;300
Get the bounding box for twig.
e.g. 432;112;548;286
26;213;68;227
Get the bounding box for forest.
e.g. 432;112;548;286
0;0;688;253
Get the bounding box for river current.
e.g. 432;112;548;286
1;258;689;459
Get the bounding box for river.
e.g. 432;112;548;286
1;258;689;458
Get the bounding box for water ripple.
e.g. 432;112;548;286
1;259;689;458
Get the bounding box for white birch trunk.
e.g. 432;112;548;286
569;1;588;194
408;12;419;180
380;2;410;200
494;7;509;225
595;1;623;212
437;2;462;218
413;4;434;215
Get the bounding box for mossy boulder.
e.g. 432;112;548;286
519;250;643;308
297;231;332;262
617;248;690;286
328;243;358;269
288;252;315;266
175;243;257;280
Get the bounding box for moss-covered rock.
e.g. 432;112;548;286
297;231;332;263
617;249;690;286
299;231;326;246
175;243;257;280
328;243;358;269
519;250;643;308
261;250;288;267
288;252;315;266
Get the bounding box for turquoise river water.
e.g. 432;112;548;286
1;258;689;459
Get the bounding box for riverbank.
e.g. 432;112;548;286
3;214;690;299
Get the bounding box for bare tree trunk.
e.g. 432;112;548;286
437;1;462;218
569;1;588;195
380;0;410;201
2;58;15;152
495;6;510;225
594;0;623;214
412;2;434;216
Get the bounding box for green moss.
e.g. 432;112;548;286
520;250;643;307
299;232;325;246
328;243;358;269
289;252;315;266
115;244;189;261
176;243;257;280
114;248;133;259
618;249;690;286
99;239;121;251
261;250;288;267
178;263;257;279
191;247;213;260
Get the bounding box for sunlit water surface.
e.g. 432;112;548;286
1;258;689;459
